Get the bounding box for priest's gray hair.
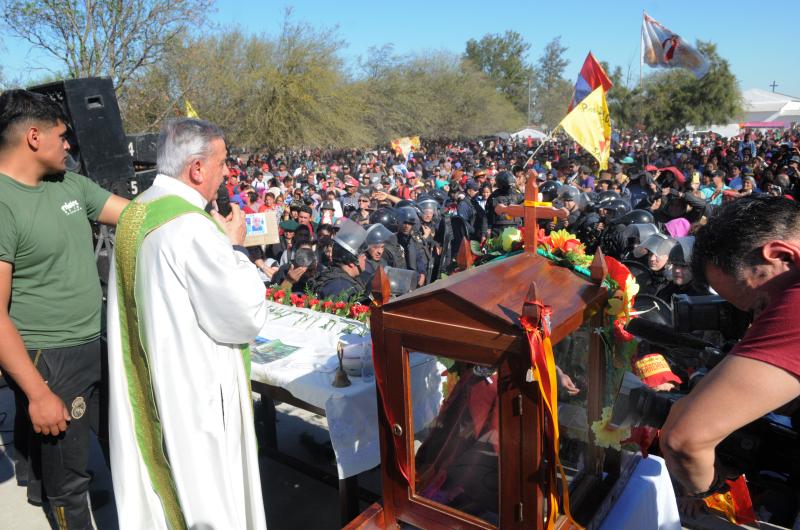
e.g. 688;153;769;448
157;118;225;178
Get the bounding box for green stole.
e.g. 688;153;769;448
114;195;251;529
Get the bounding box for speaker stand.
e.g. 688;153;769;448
95;224;115;261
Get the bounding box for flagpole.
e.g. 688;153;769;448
524;125;560;168
639;11;645;89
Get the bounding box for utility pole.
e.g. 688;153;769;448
527;77;533;125
770;80;778;93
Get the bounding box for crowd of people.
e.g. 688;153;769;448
225;125;800;307
2;81;800;529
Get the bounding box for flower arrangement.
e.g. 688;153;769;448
484;226;524;253
537;228;594;268
602;256;640;343
265;286;370;322
590;406;631;450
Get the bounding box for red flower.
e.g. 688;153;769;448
290;293;307;307
321;300;334;312
265;288;273;298
613;319;635;342
309;298;320;309
622;426;659;457
272;290;286;302
349;304;369;318
334;301;347;311
604;255;633;288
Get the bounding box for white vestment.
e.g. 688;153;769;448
107;175;269;529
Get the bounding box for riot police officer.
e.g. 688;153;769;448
487;170;524;236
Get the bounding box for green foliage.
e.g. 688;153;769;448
530;37;572;128
464;30;534;114
121;14;524;148
536;37;569;92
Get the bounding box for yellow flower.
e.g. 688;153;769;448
500;227;522;252
606;297;625;316
590;406;630;450
624;275;640;300
548;229;583;254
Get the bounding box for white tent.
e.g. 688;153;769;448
511;127;548;140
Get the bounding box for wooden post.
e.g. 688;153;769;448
455;237;475;271
370;266;392;307
521;281;541;323
589;248;608;283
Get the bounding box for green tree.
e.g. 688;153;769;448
531;37;572;128
464;30;534;114
0;0;214;94
536;37;569;92
639;41;742;134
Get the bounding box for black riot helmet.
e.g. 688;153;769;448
495;170;515;190
331;218;368;265
668;236;695;266
596;190;622;205
557;184;581;202
430;188;448;206
614;209;655;226
416;195;440;214
539;180;562;202
365;223;394;246
600;199;632;222
396;206;420;226
369;207;399;233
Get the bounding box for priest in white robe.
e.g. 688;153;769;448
106;118;269;529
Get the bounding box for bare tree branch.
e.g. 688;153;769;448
0;0;213;93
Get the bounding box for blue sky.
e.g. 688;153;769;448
4;1;799;95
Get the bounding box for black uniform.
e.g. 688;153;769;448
383;235;405;269
397;231;428;278
598;224;628;260
486;188;524;235
456;197;477;239
312;267;368;301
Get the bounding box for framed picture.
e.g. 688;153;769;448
244;212;279;246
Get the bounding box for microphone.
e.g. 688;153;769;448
206;181;232;217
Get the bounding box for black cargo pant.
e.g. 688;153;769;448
7;339;104;530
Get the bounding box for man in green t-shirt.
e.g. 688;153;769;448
0;89;128;528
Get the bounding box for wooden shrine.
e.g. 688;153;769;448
347;176;622;529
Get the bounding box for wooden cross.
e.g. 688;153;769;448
500;171;569;252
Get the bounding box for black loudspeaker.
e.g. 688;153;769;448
28;77;136;197
126;133;159;166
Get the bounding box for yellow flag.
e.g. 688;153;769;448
184;99;199;119
558;86;611;170
390;136;420;159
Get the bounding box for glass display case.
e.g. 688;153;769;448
348;245;616;530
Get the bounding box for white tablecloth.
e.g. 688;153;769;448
598;454;681;530
251;302;443;479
